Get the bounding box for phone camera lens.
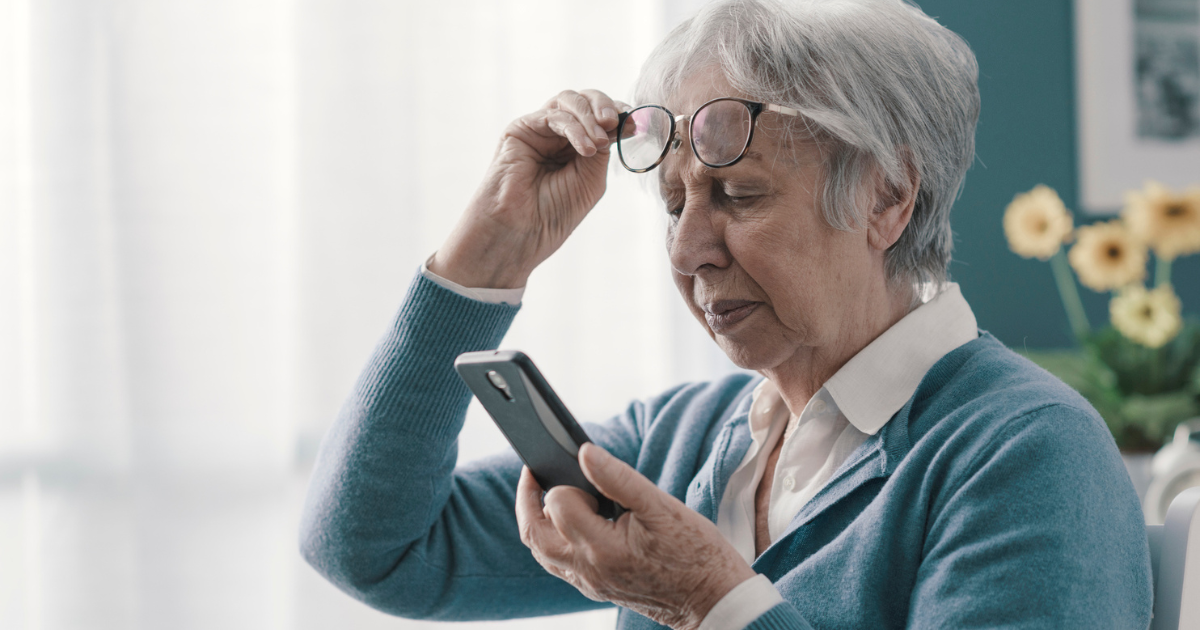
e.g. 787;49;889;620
486;370;508;389
486;370;515;402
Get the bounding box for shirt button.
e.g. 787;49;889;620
811;399;827;414
782;475;795;491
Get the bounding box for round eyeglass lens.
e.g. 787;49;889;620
691;99;753;166
618;106;672;171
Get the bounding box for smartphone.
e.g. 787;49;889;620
454;350;625;520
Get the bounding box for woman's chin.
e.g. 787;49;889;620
713;334;790;372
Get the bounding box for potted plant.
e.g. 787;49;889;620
1002;182;1200;452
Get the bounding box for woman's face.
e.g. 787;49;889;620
660;68;886;372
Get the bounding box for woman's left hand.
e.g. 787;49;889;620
515;443;757;630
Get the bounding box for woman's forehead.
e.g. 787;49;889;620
662;66;744;112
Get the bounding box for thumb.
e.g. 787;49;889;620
578;443;662;514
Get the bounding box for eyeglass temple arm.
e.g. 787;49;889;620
765;103;802;117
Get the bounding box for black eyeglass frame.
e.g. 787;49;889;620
615;97;802;173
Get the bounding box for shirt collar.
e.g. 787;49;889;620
824;283;978;435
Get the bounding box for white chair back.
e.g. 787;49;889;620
1147;486;1200;630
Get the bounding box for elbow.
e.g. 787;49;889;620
298;523;386;610
297;505;372;597
298;512;441;618
296;476;378;596
298;511;353;588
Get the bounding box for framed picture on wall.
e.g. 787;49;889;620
1075;0;1200;214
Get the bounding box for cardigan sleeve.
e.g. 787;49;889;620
907;403;1153;628
297;270;647;620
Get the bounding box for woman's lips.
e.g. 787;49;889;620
702;300;760;332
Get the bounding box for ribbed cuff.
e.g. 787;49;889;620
351;268;521;442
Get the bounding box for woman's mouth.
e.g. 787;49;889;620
702;300;759;333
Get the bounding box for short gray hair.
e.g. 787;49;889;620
634;0;980;287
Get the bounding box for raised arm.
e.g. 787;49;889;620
299;270;652;619
299;88;632;619
428;89;626;291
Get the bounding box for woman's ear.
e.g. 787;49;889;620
867;153;920;252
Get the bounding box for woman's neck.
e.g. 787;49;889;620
762;281;917;416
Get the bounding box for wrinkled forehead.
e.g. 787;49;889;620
660;65;743;117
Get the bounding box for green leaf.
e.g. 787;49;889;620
1018;345;1200;450
1088;320;1200;395
1120;391;1200;443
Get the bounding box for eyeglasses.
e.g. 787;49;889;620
615;97;802;173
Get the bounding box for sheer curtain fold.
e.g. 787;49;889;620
1;1;738;627
1;0;131;472
2;0;734;476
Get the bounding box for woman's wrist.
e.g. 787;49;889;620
428;234;533;290
692;574;783;630
680;562;760;630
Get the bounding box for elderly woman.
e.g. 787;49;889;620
300;0;1152;628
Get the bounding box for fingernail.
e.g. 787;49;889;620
602;108;617;120
592;124;606;139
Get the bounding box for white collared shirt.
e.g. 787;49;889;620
715;283;979;565
421;260;979;629
699;283;978;630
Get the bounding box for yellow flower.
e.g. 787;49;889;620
1067;220;1148;291
1110;284;1183;348
1003;185;1074;260
1122;181;1200;260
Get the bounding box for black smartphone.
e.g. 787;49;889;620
454;350;625;520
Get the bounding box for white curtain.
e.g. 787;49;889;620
0;0;732;628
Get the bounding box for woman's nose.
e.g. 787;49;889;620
670;131;683;152
668;203;731;276
670;114;689;152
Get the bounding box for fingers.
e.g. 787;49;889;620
583;92;638;145
577;89;623;131
542;485;607;546
519;467;617;579
516;468;557;550
552;91;609;152
578;443;664;515
515;89;628;159
515;468;574;567
515;465;545;532
554;89;629;149
543;109;599;157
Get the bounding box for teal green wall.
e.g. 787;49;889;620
919;0;1199;348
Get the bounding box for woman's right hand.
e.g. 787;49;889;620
428;89;626;289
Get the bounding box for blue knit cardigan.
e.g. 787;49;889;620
299;272;1153;629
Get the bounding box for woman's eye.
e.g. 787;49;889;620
720;186;760;205
724;194;759;207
